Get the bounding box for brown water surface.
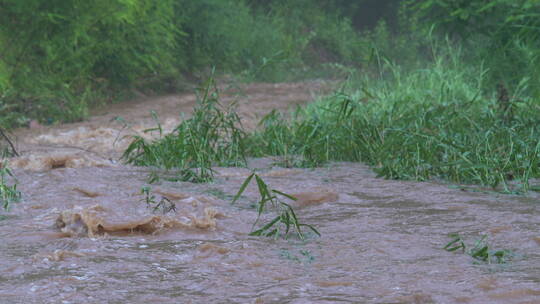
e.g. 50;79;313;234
1;81;539;303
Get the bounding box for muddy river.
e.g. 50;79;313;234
1;82;539;303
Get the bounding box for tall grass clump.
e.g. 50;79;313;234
249;40;540;191
122;75;247;183
247;108;335;168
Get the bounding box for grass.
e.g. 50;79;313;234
204;188;236;201
0;161;21;211
122;72;248;183
280;248;315;264
122;74;321;239
140;186;176;215
246;41;540;191
444;233;514;264
122;40;540;239
232;173;320;240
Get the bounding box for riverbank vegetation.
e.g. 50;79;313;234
3;0;540;192
444;233;514;264
0;163;21;210
0;0;368;127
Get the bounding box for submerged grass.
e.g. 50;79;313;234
0;162;21;211
232;173;320;240
444;233;514;264
280;248;315;264
139;186;177;215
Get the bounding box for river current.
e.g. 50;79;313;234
1;82;539;303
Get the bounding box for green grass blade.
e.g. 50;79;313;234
231;173;255;205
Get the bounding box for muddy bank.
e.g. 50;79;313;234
1;81;539;303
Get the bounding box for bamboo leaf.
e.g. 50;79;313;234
231;173;254;205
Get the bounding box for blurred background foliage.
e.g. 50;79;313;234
407;0;540;96
0;0;539;127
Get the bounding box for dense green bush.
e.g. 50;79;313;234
123;40;540;191
0;0;370;127
256;0;367;65
2;0;538;132
0;0;177;126
407;0;540;96
174;0;299;81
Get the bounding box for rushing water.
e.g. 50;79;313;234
1;82;539;303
